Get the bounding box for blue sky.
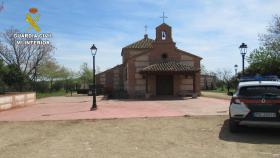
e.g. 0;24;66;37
0;0;280;73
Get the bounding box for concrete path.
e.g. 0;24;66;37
0;96;229;121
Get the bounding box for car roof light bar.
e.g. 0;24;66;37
240;75;279;82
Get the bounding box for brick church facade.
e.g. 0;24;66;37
96;22;202;98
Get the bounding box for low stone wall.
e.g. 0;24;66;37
0;92;36;111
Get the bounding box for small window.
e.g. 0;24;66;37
161;31;166;40
161;53;168;59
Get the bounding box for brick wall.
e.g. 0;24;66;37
0;92;36;111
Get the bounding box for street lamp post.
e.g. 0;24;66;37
234;64;238;75
90;44;97;111
239;43;247;75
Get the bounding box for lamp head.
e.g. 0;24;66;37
239;43;247;55
239;43;247;49
90;44;97;56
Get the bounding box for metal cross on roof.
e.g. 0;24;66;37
144;25;147;34
0;2;4;12
160;12;168;23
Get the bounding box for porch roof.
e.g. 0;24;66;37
140;61;199;74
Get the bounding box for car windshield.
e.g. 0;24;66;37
238;86;280;98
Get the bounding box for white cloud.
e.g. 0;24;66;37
166;0;280;72
53;33;124;72
41;0;280;73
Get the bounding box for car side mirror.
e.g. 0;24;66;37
227;92;233;96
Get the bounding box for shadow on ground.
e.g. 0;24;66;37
114;97;195;101
41;110;90;117
219;119;280;144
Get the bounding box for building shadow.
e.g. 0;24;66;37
219;119;280;144
108;96;196;101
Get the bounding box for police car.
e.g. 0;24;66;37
229;75;280;132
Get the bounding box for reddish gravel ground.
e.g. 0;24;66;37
0;96;229;121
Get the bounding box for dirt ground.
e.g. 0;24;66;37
1;116;280;158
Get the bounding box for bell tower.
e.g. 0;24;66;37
150;12;178;61
155;12;173;43
155;23;173;43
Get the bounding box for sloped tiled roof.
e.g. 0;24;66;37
140;61;199;74
124;35;154;49
176;48;202;59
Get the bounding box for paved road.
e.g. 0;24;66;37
0;96;229;121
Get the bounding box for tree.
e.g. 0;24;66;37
37;59;63;91
63;70;78;93
215;68;233;92
0;28;54;84
0;59;7;93
78;63;93;89
246;15;280;76
0;58;32;92
200;64;208;75
1;63;30;91
37;58;77;92
58;66;78;93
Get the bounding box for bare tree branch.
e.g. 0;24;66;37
0;27;55;80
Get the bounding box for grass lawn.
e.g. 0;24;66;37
204;87;236;93
201;87;236;100
36;90;67;99
201;91;231;100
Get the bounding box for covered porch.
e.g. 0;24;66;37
140;61;200;98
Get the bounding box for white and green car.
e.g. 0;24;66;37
229;76;280;132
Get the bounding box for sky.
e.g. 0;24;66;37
0;0;280;73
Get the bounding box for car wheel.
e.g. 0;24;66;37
229;118;241;133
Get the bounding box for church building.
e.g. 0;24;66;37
96;21;202;98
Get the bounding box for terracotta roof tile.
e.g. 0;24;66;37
124;35;154;49
141;61;198;73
